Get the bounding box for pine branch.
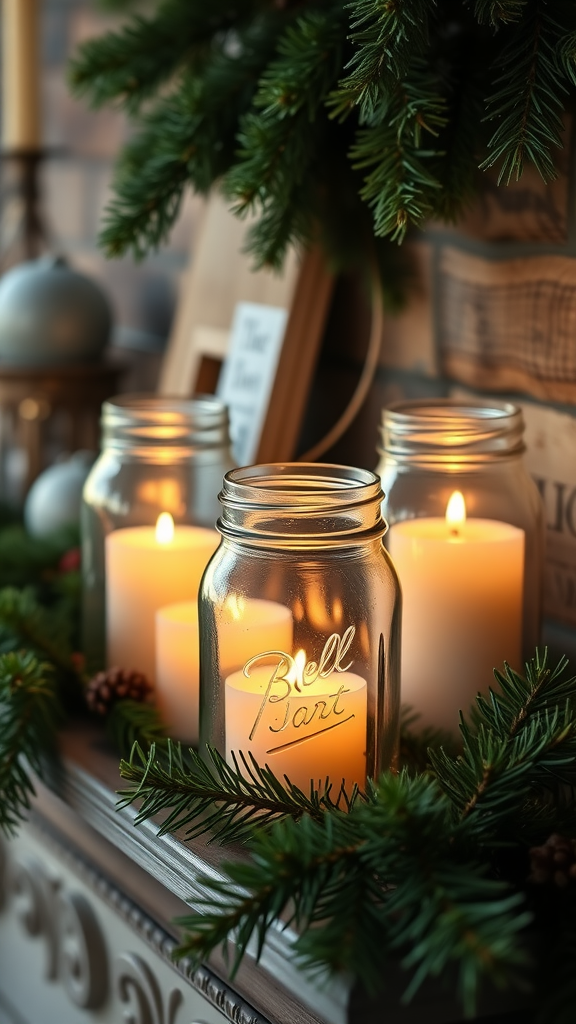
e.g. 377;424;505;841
0;651;62;835
474;1;528;29
224;8;347;268
175;772;530;1011
329;0;433;122
0;587;77;676
106;699;168;756
350;57;447;242
480;2;573;183
430;653;576;840
68;0;262;114
117;741;359;843
99;17;281;259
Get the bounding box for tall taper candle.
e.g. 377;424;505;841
2;0;41;149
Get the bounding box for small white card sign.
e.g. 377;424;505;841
217;301;288;465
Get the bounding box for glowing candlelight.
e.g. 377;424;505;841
106;514;219;683
388;493;524;732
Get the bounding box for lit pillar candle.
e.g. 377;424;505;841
216;595;293;674
155;595;293;745
2;0;41;149
225;638;367;791
106;513;219;683
156;602;200;744
388;492;524;732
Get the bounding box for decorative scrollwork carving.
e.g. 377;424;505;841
116;952;183;1024
58;890;109;1009
10;854;60;979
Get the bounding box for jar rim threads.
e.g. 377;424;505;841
380;398;525;465
218;463;387;545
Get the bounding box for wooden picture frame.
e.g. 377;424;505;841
159;192;333;462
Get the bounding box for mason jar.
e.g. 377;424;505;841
81;394;235;672
199;463;401;793
377;398;544;732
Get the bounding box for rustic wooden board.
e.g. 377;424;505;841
159;192;333;462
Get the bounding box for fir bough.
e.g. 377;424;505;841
116;651;576;1019
69;0;576;281
0;651;62;834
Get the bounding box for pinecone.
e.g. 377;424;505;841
528;834;576;888
86;667;152;716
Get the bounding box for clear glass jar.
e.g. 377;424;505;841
81;394;235;671
199;463;401;792
377;399;544;731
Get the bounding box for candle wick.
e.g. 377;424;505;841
450;527;459;538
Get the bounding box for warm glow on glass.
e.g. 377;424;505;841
446;491;466;532
155;512;175;544
224;593;246;621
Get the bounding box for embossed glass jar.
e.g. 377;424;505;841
81;394;235;671
377;399;544;730
199;463;401;791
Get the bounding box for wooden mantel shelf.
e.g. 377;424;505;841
0;723;524;1024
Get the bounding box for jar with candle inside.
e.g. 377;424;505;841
199;463;401;794
81;394;234;679
377;399;544;734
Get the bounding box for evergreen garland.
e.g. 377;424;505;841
69;0;576;296
117;652;576;1020
0;523;166;831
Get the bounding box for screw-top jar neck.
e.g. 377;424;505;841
218;463;388;547
379;399;524;468
101;393;231;459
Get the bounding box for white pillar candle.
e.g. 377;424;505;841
106;514;219;683
225;642;367;791
216;595;293;674
156;601;200;744
2;0;41;149
388;492;524;733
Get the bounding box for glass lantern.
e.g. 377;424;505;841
199;463;401;792
81;393;235;672
377;398;544;732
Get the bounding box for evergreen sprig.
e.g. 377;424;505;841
118;741;359;843
0;651;62;835
480;2;573;183
329;0;433;122
0;587;78;678
175;772;530;1012
431;653;576;838
106;699;168;756
69;0;263;114
349;57;447;241
69;0;576;273
115;651;576;1018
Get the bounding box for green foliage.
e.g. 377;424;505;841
0;651;62;834
116;651;576;1018
349;57;447;242
68;0;576;277
175;772;530;1011
481;3;573;183
0;587;77;676
328;0;433;122
106;699;167;756
0;523;78;590
118;741;359;843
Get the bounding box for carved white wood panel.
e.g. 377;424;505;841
0;824;231;1024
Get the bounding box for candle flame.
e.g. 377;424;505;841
446;491;466;534
287;649;307;690
155;512;174;544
